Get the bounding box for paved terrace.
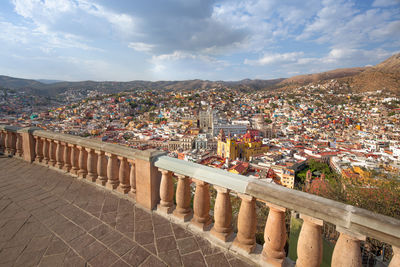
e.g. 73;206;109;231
0;156;252;267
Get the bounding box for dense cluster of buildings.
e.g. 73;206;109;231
1;79;399;190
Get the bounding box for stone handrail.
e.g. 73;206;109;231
34;129;141;160
0;125;399;267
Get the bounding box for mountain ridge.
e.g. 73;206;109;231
0;75;285;95
1;53;399;95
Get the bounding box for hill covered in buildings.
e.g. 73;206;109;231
345;53;400;93
279;53;400;93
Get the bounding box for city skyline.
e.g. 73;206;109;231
0;0;399;82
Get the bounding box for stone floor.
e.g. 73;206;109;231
0;156;254;267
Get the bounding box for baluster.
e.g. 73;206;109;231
55;140;63;169
2;131;6;153
332;228;364;267
233;194;256;253
191;179;212;230
4;131;10;155
117;157;130;193
34;136;43;163
96;150;107;185
157;169;174;213
1;131;5;153
389;246;400;267
15;133;22;157
43;138;49;164
4;132;10;155
105;153;119;189
77;146;87;178
210;186;233;241
48;139;56;166
62;142;71;171
10;133;16;155
0;131;4;153
86;148;97;182
296;214;323;267
70;144;79;175
262;203;287;266
173;174;192;221
128;160;136;198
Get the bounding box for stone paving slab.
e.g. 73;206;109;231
0;156;254;267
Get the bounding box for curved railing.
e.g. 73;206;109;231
0;125;399;267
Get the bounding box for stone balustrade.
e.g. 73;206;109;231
154;150;400;266
0;125;165;211
0;126;19;156
0;125;399;267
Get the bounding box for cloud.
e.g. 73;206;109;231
11;0;137;39
151;50;229;66
12;0;74;19
297;0;400;49
369;20;400;40
152;51;196;62
128;42;154;52
297;0;357;41
149;50;230;79
244;52;304;66
372;0;400;7
0;18;98;52
212;0;322;52
10;0;247;56
76;0;137;37
0;21;30;44
323;47;393;64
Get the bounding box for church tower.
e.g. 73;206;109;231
218;129;226;142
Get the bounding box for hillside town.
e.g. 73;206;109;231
1;79;399;194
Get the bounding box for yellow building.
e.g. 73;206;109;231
217;130;269;161
352;166;371;179
267;166;295;189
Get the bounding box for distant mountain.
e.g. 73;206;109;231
0;75;284;96
35;79;65;84
0;53;399;95
224;78;285;90
0;75;44;89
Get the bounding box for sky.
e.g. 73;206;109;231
0;0;399;82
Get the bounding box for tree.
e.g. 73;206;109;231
315;102;323;107
295;159;338;185
129;102;138;109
